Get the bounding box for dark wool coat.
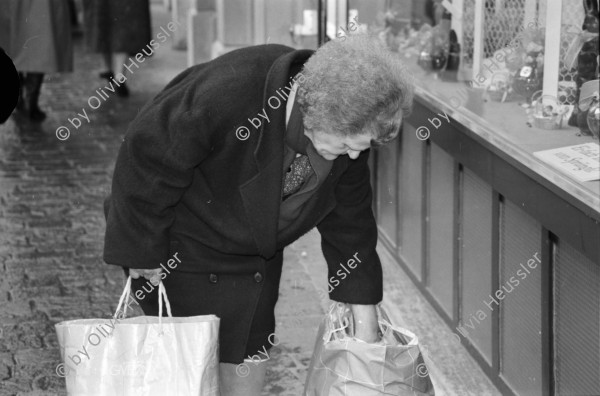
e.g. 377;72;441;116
104;44;383;332
5;0;73;73
83;0;151;54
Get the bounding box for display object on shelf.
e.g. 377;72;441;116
513;50;544;102
558;24;582;105
379;10;409;53
417;9;451;72
579;79;600;138
527;91;570;130
577;1;599;89
567;0;599;133
440;29;461;82
485;71;513;102
588;98;600;138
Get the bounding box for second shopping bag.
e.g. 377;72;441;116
304;303;435;396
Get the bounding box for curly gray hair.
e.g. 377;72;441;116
296;33;414;145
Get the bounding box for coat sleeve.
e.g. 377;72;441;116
316;149;383;305
103;95;214;269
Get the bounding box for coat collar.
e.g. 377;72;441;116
239;48;348;259
285;98;310;155
254;49;314;169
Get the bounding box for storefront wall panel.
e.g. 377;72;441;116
554;240;600;396
398;124;425;281
427;144;456;319
460;168;494;365
498;200;543;396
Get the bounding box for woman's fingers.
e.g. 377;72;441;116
129;268;142;279
129;268;163;284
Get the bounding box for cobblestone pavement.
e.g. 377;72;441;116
0;4;325;395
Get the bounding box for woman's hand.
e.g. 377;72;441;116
129;268;163;285
350;304;380;343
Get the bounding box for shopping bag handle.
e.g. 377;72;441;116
377;305;419;346
114;276;173;323
114;276;133;319
324;303;351;342
323;303;419;346
157;281;173;324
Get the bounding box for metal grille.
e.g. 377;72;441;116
461;0;528;64
460;168;494;364
562;0;586;26
538;0;547;27
399;124;425;280
462;0;476;66
499;199;543;396
558;0;586;104
483;0;527;58
427;144;455;319
554;240;600;396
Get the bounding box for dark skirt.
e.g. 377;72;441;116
83;0;152;54
129;251;284;364
6;0;73;73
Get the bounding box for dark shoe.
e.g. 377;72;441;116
99;70;113;80
16;72;46;121
99;71;129;97
26;72;46;122
16;72;26;113
115;82;129;97
28;106;46;122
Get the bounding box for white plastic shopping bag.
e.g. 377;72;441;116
55;277;220;396
304;303;435;395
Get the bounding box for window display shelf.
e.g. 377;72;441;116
402;52;600;216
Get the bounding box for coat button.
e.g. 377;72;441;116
209;273;218;283
253;272;263;283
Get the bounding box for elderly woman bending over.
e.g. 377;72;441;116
103;33;414;396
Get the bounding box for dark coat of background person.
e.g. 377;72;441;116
0;48;20;124
83;0;152;54
103;45;383;360
3;0;73;73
